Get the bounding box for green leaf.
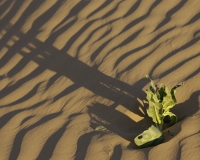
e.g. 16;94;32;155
150;86;156;94
134;125;164;148
95;126;106;131
162;95;175;111
163;111;177;126
171;84;182;103
158;87;167;102
145;75;156;93
169;115;177;126
163;115;171;123
168;130;175;136
145;90;153;102
147;102;163;124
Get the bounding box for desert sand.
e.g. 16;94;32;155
0;0;200;159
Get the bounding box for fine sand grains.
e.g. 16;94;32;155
0;0;200;159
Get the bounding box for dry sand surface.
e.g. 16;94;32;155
0;0;200;159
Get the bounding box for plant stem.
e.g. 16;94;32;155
155;123;163;131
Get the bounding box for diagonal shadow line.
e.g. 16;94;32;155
76;18;120;58
184;12;200;26
184;67;200;81
20;115;35;126
0;64;46;99
110;144;122;160
0;99;49;128
120;0;162;34
0;0;66;69
76;26;112;59
87;0;113;19
114;26;175;69
0;82;43;105
92;27;112;44
99;27;144;62
123;0;142;18
31;43;144;112
173;90;200;118
176;132;200;160
60;19;98;53
45;73;61;91
76;16;125;58
0;0;24;32
0;0;45;50
74;132;108;160
88;18;120;44
102;0;123;19
88;100;149;140
52;0;90;32
1;33;141;113
194;29;200;38
116;43;161;78
158;52;200;79
6;17;76;77
9;111;63;160
88;0;161;62
52;83;81;103
149;36;200;77
0;29;41;69
0;0;13;16
90;36;114;62
154;0;188;31
36;113;82;160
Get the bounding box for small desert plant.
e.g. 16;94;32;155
134;75;182;148
145;75;182;131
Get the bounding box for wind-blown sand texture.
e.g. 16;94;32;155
0;0;200;159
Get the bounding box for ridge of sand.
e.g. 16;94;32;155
0;0;200;159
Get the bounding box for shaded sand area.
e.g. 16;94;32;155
0;0;200;159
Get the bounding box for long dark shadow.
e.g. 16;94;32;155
114;27;175;69
106;28;144;58
110;144;122;160
52;0;90;32
176;132;200;160
0;0;45;51
61;19;98;53
90;36;114;62
171;90;200;118
184;12;200;26
193;29;200;38
154;0;187;31
123;0;141;18
0;0;66;69
36;113;82;160
0;82;43;105
0;0;24;31
116;43;161;78
158;52;200;79
149;36;200;77
102;0;123;19
88;102;151;141
0;0;13;16
183;67;200;81
121;0;162;33
9;111;63;160
0;100;48;128
87;0;113;18
74;132;108;160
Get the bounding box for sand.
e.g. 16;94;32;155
0;0;200;159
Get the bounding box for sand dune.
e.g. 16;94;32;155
0;0;200;159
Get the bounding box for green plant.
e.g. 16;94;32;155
145;75;182;131
134;75;183;148
134;125;164;148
